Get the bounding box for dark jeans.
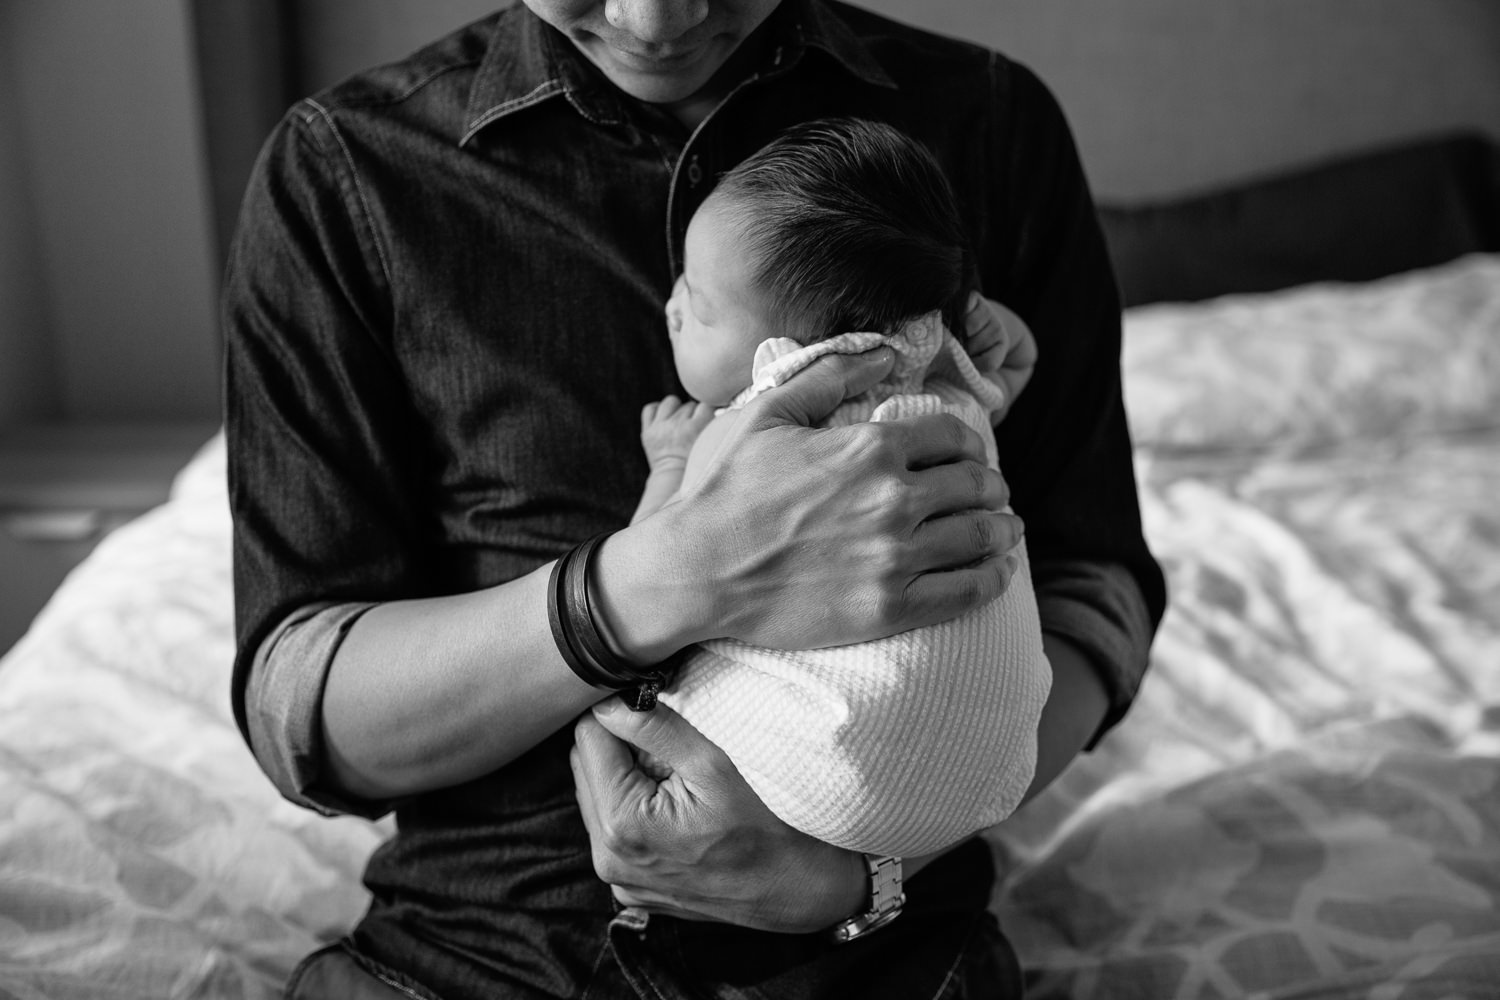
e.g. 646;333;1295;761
286;840;1024;1000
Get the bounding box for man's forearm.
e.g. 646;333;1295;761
321;564;603;801
1024;631;1110;804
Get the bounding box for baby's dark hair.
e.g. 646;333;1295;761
711;117;968;341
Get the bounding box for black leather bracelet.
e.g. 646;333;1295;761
546;532;678;710
547;538;604;686
565;534;627;682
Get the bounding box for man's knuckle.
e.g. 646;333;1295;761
966;462;989;501
871;472;908;515
593;850;625;884
882;539;913;584
852;422;897;462
971;514;996;551
598;815;640;857
873;586;905;623
944;414;969;449
597;816;622;852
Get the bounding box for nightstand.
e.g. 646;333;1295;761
0;421;219;656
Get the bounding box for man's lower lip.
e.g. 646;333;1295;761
616;47;704;72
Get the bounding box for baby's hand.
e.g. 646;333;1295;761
963;291;1037;423
641;395;715;469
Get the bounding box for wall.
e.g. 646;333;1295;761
860;0;1500;201
3;0;1497;436
1;0;220;430
290;0;511;94
291;0;1500;201
0;6;59;426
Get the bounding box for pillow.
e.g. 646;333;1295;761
1122;253;1500;451
1099;133;1500;307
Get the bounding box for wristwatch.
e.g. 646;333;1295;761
828;854;905;944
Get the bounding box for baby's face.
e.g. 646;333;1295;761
667;195;780;406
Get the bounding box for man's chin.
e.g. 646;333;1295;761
610;70;717;108
579;39;734;109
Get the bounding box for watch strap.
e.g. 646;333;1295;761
828;854;905;944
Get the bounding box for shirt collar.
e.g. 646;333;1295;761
461;8;589;144
461;0;895;146
791;0;895;90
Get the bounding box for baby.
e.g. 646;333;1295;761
632;119;1051;858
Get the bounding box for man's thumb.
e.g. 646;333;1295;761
591;697;713;773
747;347;895;428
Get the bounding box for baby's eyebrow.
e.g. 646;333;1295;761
683;274;715;321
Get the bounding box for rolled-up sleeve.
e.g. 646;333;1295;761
224;105;431;815
1034;561;1156;746
245;601;391;818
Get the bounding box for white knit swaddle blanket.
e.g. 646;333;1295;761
659;315;1052;856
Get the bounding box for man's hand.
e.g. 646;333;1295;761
961;292;1037;423
570;697;865;932
659;347;1024;651
595;346;1025;664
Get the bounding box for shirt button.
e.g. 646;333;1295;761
687;156;703;186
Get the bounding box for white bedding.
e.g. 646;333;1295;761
1;254;1497;999
0;440;386;999
993;254;1500;998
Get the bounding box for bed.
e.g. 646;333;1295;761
992;261;1500;997
2;82;1499;1000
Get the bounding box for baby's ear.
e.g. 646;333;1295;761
750;337;808;382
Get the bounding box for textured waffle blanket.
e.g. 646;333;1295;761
660;316;1052;856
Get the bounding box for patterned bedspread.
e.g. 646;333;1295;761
0;439;387;999
1;255;1497;998
992;254;1500;998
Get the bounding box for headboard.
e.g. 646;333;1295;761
1101;132;1500;306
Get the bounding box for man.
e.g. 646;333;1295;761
224;1;1164;996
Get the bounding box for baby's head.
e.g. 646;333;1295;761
667;118;968;405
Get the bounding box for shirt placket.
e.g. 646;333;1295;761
662;43;800;274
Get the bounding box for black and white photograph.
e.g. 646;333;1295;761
1;2;1497;997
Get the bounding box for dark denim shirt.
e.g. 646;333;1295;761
223;2;1165;997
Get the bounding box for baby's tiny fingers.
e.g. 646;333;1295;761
972;342;1008;373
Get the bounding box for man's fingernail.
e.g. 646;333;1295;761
1005;554;1020;576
